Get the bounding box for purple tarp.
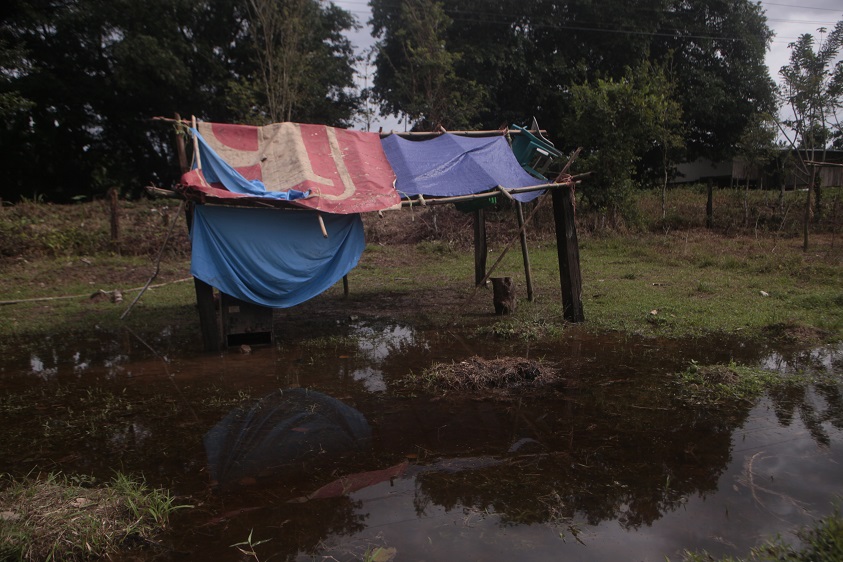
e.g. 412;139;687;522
381;133;544;203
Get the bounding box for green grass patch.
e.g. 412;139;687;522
1;200;841;344
674;360;818;407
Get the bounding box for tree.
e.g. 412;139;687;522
371;0;485;131
0;0;360;202
371;0;775;181
735;112;778;222
651;0;776;163
244;0;359;126
566;62;683;223
777;20;843;250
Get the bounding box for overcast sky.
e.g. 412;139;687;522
333;0;843;132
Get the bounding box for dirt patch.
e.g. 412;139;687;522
763;322;831;346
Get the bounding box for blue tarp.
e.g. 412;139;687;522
381;133;544;202
190;205;364;308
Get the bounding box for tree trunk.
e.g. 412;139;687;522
491;277;516;315
803;166;816;252
706;180;713;229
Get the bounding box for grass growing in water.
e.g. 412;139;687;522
674;360;813;407
0;472;190;561
680;508;843;561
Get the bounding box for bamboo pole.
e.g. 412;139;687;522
121;200;186;320
495;186;534;300
399;179;584;208
317;214;328;238
516;201;534;301
379;128;547;139
472;190;554;290
0;278;193;306
191;115;201;170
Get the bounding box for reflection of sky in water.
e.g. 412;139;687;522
72;351;90;373
762;342;843;375
347;323;425;393
304;395;843;562
109;422;152;449
28;344;130;380
351;366;387;393
104;354;128;378
30;355;58;380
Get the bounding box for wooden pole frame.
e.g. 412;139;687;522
552;185;584;323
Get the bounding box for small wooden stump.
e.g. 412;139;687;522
491;277;516;315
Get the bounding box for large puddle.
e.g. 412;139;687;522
0;319;841;561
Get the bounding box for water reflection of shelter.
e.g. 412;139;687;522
368;391;748;529
203;388;372;486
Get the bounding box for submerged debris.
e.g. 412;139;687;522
408;356;561;394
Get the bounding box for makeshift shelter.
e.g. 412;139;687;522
170;118;583;350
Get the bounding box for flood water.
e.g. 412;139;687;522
1;316;841;561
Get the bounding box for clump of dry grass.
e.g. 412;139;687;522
0;472;187;561
406;356;561;395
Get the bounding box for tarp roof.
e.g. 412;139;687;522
381;133;542;203
182;122;399;214
179;122;550;214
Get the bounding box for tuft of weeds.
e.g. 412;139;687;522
674;360;810;407
680;507;843;561
477;316;563;341
0;471;190;561
402;355;561;395
230;528;271;561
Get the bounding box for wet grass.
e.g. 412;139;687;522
0;471;190;561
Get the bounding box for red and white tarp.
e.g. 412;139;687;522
182;122;400;214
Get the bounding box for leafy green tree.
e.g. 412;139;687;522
371;0;485;130
777;20;843;249
567;62;683;223
0;39;32;120
243;0;359;126
371;0;775;170
735;112;778;221
651;0;776;163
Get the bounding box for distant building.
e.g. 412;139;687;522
673;149;843;189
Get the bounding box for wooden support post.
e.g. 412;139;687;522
343;275;349;298
473;208;487;286
194;277;221;352
175;113;220;350
174;112;194;231
175;113;189;173
515;201;534;301
551;185;584;322
706;179;713;229
108;187;120;254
